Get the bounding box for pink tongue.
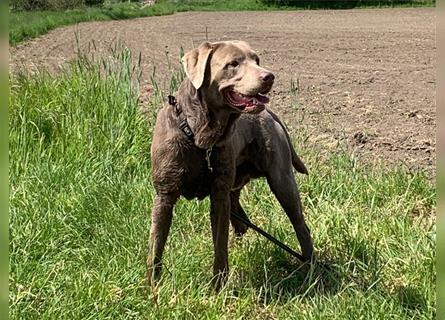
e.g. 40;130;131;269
231;91;269;105
255;94;269;104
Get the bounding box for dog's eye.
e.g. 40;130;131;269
227;60;239;68
254;57;260;65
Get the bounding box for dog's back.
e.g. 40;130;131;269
232;109;308;177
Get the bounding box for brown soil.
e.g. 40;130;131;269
10;8;436;176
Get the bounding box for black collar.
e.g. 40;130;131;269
168;95;214;173
168;95;194;140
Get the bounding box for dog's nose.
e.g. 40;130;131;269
260;72;275;83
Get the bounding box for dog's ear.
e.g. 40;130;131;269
181;42;213;90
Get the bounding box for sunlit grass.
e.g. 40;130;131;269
9;46;435;319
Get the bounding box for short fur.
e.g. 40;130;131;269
147;40;314;291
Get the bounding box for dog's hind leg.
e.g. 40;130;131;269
230;189;250;236
146;193;178;286
266;172;314;261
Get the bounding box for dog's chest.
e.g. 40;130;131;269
181;149;214;200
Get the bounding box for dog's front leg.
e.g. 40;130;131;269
146;193;178;287
210;180;231;291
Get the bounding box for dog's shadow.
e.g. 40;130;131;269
236;247;344;303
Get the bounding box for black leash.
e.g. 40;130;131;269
167;95;306;263
230;211;306;262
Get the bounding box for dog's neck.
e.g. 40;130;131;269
177;79;239;149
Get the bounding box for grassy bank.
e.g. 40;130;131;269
9;0;435;46
9;46;436;318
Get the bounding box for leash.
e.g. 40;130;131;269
230;211;305;262
167;95;306;263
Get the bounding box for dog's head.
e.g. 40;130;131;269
181;40;274;113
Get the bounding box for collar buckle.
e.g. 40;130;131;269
179;121;194;138
205;147;213;173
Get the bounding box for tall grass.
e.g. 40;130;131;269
9;46;435;319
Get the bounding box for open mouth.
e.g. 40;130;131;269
224;90;269;112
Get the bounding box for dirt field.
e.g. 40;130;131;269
10;8;436;176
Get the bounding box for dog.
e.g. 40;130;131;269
147;40;314;290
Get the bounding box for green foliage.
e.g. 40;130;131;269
10;0;143;11
10;0;436;11
9;46;435;318
259;0;435;9
12;0;90;11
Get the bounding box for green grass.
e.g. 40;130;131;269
9;46;436;319
9;0;435;46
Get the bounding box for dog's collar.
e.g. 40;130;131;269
168;95;194;139
168;95;214;173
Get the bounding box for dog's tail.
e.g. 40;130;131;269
267;109;308;175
